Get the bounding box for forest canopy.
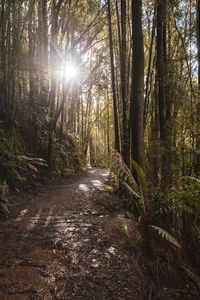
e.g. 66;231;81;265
0;0;199;181
0;1;199;195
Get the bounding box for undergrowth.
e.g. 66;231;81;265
0;124;86;216
0;181;9;214
103;152;200;299
102;153;181;250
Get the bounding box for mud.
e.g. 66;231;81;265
0;168;148;299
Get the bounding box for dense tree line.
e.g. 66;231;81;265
0;0;199;179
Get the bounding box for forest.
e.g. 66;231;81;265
0;0;200;299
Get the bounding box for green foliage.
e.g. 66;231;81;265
149;175;200;252
103;154;182;250
181;176;200;207
102;155;146;217
0;194;9;214
0;125;47;187
52;134;87;177
130;159;146;190
0;183;9;214
167;176;200;250
149;225;181;248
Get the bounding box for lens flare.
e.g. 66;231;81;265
63;64;77;80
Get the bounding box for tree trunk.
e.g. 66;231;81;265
107;89;110;155
195;0;200;176
120;0;129;165
40;0;49;107
47;0;61;169
0;0;8;114
157;0;166;142
130;0;145;171
144;10;156;128
156;0;169;186
107;0;120;153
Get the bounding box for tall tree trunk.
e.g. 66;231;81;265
195;0;200;176
47;0;61;169
198;0;200;92
130;0;145;171
107;89;110;155
49;1;58;119
157;0;166;142
68;82;78;132
40;0;49;107
120;0;129;165
28;0;38;153
144;10;156;128
156;0;169;186
0;0;8;115
107;0;120;153
148;85;159;185
28;0;36;106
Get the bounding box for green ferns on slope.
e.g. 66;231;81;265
103;154;181;249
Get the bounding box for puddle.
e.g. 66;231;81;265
91;259;99;268
108;247;116;255
117;211;126;219
68;251;79;265
105;253;110;259
71;241;81;248
91;180;103;189
91;249;98;254
79;184;89;192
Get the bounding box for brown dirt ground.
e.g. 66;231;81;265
0;168;152;299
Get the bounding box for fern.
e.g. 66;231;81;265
149;225;181;248
0;201;9;213
16;155;47;167
130;159;146;190
102;154;146;217
182;176;200;184
0;193;9;214
121;181;140;199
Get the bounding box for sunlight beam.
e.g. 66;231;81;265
63;63;78;81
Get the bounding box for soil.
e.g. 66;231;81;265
0;168;149;300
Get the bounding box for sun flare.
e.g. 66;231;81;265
63;64;78;81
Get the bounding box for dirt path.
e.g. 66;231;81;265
0;168;148;300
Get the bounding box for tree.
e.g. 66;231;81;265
130;0;145;172
195;0;200;176
120;0;129;166
107;0;120;153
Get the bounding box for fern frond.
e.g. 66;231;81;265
182;176;200;184
121;181;140;199
0;202;9;213
182;204;193;214
149;225;181;248
16;156;47;166
130;159;146;190
0;194;9;213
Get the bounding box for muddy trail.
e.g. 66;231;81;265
0;168;149;300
